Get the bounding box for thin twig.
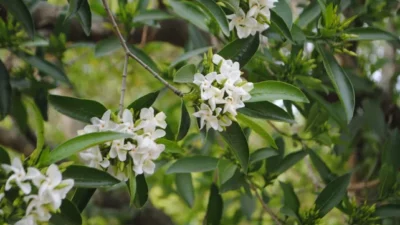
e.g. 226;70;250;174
139;26;149;48
347;179;380;192
101;0;183;97
119;54;129;117
249;183;283;225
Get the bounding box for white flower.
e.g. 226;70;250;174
121;109;136;134
227;9;259;39
24;195;52;222
194;72;222;101
193;104;223;131
249;0;277;20
1;158;40;194
15;215;37;225
79;146;110;169
139;107;167;133
109;139;134;161
107;165;128;181
212;54;242;84
131;153;156;175
90;110;118;132
135;130;166;153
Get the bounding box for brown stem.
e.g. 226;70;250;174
249;183;283;225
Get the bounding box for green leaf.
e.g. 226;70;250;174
249;148;278;165
344;27;400;43
63;165;120;188
238;102;294;123
133;10;174;23
374;204;400;218
217;159;237;186
126;160;136;205
220;121;249;173
273;0;293;29
134;174;148;208
169;0;209;32
0;147;10;165
309;150;336;184
127;90;160;112
50;199;82;225
314;173;351;217
220;169;247;193
167;156;218;174
378;164;396;198
24;99;45;165
248;81;309;103
175;173;195;207
156;139;184;154
49;95;107;124
316;44;355;123
0;0;35;38
174;64;196;83
218;35;260;68
66;0;85;20
17;51;70;84
170;47;210;68
304;103;329;132
0;60;11;121
95;37;122;57
220;0;239;12
296;1;320;28
270;10;293;42
76;0;91;36
177;100;191;140
128;45;161;74
71;188;96;212
236;114;277;149
280;182;300;220
195;0;230;36
41;132;131;166
276;150;307;174
240;194;256;220
205;184;223;225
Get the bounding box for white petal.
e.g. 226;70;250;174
140;108;153;120
122;109;133;124
212;54;225;65
142;160;156;175
101;110;111;121
46;164;62;186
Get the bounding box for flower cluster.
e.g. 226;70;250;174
77;107;166;180
193;54;253;131
0;158;74;225
227;0;277;39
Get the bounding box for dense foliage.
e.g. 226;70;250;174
1;0;400;224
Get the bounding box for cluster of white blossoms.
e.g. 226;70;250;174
227;0;277;39
0;158;74;225
193;54;253;131
77;107;166;180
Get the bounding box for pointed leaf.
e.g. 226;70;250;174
134;174;148;208
0;0;35;38
240;194;256;220
248;81;309;103
50;199;82;225
218;35;260;68
237;114;277;148
127;90;160;112
174;64;196;83
270;10;293;42
296;1;320;28
170;47;210;68
167;156;218;173
344;27;400;43
169;0;209;32
205;184;223;225
156;139;184;154
276;150;307;174
238;102;295;123
49;95;107;124
95;37;122;57
76;0;91;36
220;121;249;173
63;165;120;188
127;160;136;205
41;132;131;166
133;10;174;23
71;188;96;212
177;100;191;140
176;173;195;207
0;60;11;121
24;99;45;165
217;159;237;186
280;182;300;220
195;0;230;36
374;204;400;218
0;147;10;165
249;148;278;164
128;45;161;73
309;150;336;184
273;0;293;29
66;0;85;20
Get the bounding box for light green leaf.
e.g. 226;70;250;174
177;100;191;140
273;0;293;29
133;10;174;23
156;138;184;154
176;173;195;207
167;156;218;173
170;47;210;68
0;0;35;38
195;0;230;36
134;174;148;208
218;35;260;68
276;150;307;174
217;159;237;186
169;0;209;31
374;204;400;218
316;43;355;123
49;95;107;124
249;148;278;164
62;165;120;188
0;60;11;121
174;64;196;83
41;132;131;166
127;160;136;206
344;27;400;43
205;184;223;225
50;199;82;225
21;36;49;47
238;102;294;123
76;0;91;36
95;37;122;57
24;98;45;165
220;121;249;173
314;173;351;217
127;90;160;112
236;114;277;149
248;81;309;103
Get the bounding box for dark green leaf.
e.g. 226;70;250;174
170;47;210;68
76;0;91;36
218;35;260;68
0;60;11;121
195;0;230;36
344;27;400;43
71;188;96;212
127;160;136;205
177;100;191;140
378;164;396;198
276;150;307;174
66;0;85;20
128;45;161;74
217;159;237;186
314;173;351;217
134;174;148;208
248;81;309;103
174;64;196;83
167;156;218;173
296;1;320;28
273;0;293;29
205;184;223;225
127;90;160;112
176;173;195;207
291;24;306;44
309;150;336;184
249;148;278;165
280;182;300;220
374;204;400;218
157;138;184;154
270;10;293;42
236;114;277;149
316;44;355;123
169;0;209;31
50;199;82;225
49;95;107;124
34;88;48;121
95;37;122;57
220;121;249;173
220;169;247;193
240;194;256;220
304;103;329;132
41;132;131;166
24;99;45;165
10;94;28;132
0;147;10;165
0;0;35;38
238;102;294;123
63;165;120;188
133;10;174;23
